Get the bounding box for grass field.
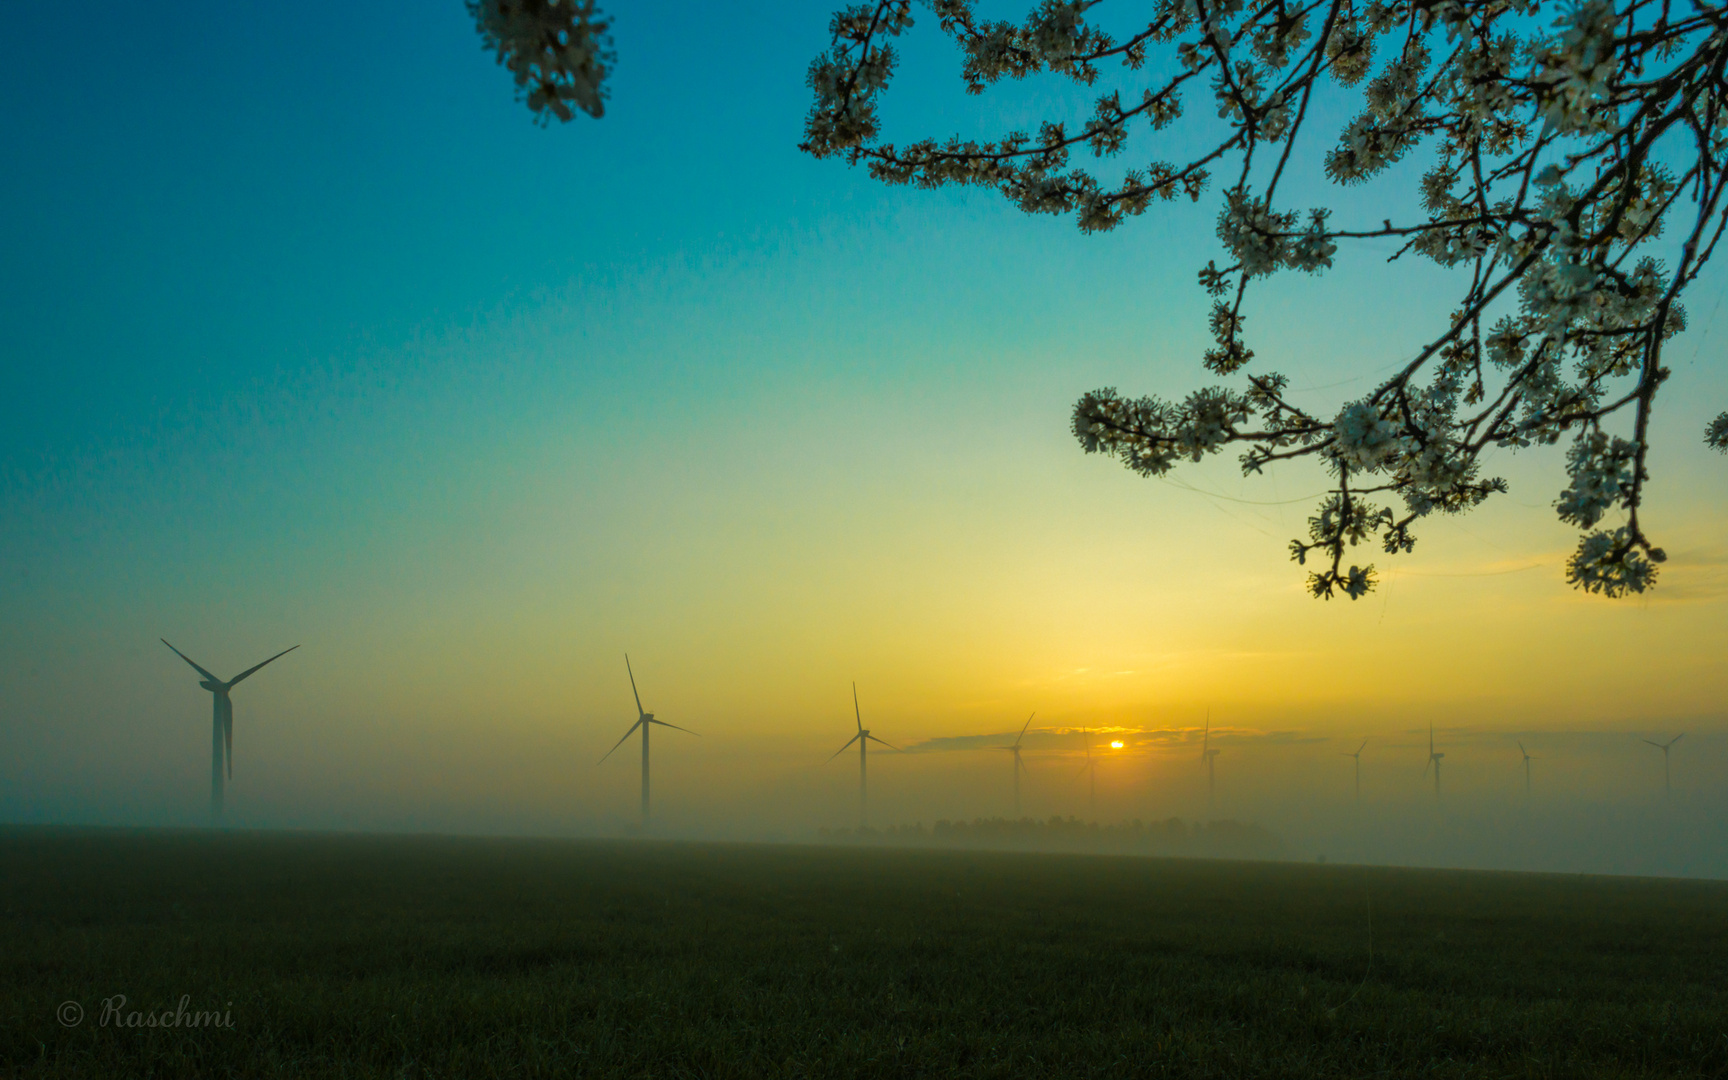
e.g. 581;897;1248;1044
3;827;1725;1078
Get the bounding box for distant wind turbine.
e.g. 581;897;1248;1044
1200;712;1220;811
1077;727;1099;819
599;655;698;824
1641;733;1684;797
827;683;899;828
1341;739;1368;808
997;712;1035;817
160;639;299;815
1518;741;1534;800
1421;723;1445;802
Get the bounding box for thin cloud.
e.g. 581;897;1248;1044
905;732;1048;753
1393;555;1554;578
1667;545;1728;567
1381;726;1724;751
904;725;1325;753
1127;726;1327;748
1637;545;1728;603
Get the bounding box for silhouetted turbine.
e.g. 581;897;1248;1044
827;682;899;828
996;712;1035;817
1518;740;1535;801
1199;711;1220;811
1341;739;1368;808
1077;727;1099;819
1641;733;1684;797
599;655;698;824
161;639;298;815
1422;723;1445;803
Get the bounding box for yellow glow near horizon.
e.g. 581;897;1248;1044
1111;741;1125;749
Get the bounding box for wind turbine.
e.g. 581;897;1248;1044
160;639;299;815
1421;723;1444;802
1518;741;1534;800
826;682;899;828
997;712;1035;817
1077;727;1099;820
1341;739;1368;808
1641;733;1684;797
599;655;698;825
1199;712;1220;811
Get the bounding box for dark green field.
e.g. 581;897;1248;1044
3;828;1726;1078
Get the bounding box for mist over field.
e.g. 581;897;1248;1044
5;651;1723;878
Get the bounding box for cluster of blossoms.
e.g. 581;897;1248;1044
1710;412;1728;452
1553;430;1662;594
802;0;1728;599
470;0;613;121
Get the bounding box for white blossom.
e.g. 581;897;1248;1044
799;0;1727;599
1555;432;1639;528
470;0;613;122
1330;402;1404;471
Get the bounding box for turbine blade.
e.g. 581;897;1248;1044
865;734;901;752
648;718;699;736
1671;733;1685;747
1641;739;1664;749
1356;740;1368;755
625;655;645;719
1014;712;1035;748
1421;757;1431;778
597;719;644;764
160;640;221;683
228;644;299;686
853;682;863;735
827;733;863;762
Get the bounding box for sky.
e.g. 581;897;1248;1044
1;2;1725;875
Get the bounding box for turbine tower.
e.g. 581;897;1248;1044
1518;741;1534;800
160;639;299;815
599;655;698;825
1341;739;1368;808
827;682;899;828
1077;727;1099;820
1421;723;1445;802
1200;712;1220;811
1641;733;1684;797
997;712;1035;817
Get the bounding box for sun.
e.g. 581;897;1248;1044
1110;740;1124;749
